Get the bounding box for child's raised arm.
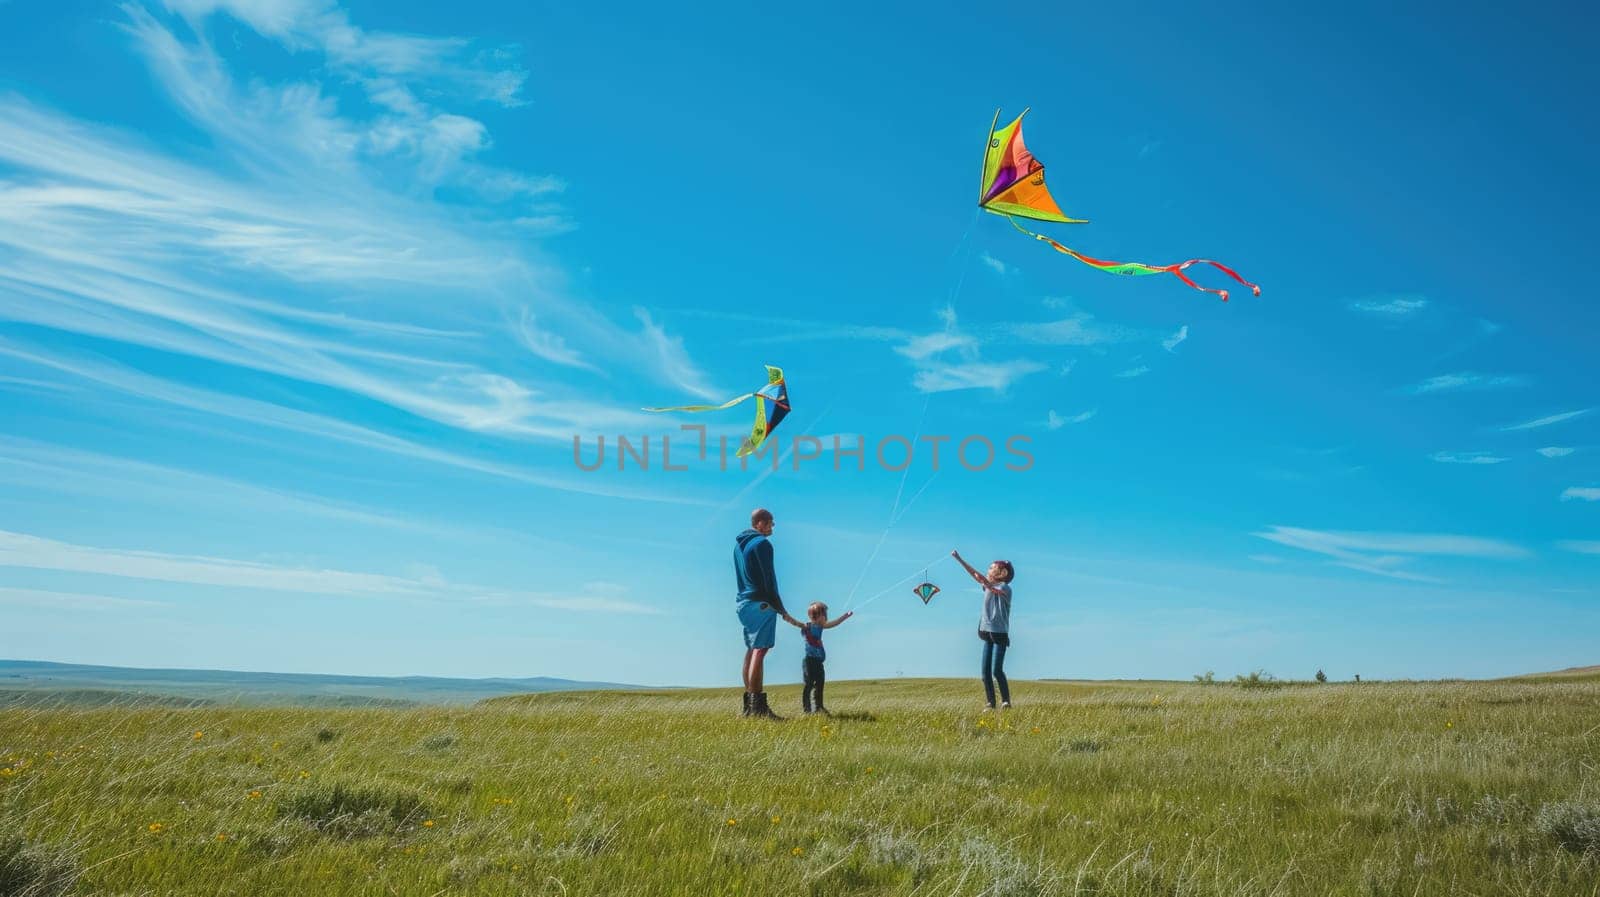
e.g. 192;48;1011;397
822;611;854;629
952;550;991;586
952;550;1005;595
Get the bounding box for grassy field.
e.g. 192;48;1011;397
3;677;1599;896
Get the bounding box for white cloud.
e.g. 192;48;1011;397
1161;325;1188;352
1009;314;1133;346
631;308;721;402
1116;365;1150;379
0;342;696;505
0;528;424;596
1537;447;1576;458
515;308;594;371
1046;408;1096;429
912;360;1047;394
1501;409;1591;431
1557;540;1600;555
1253;524;1526;582
1562;487;1600;502
1349;295;1428;317
0;528;662;613
1407;372;1529;394
979;252;1008;275
1430;451;1510;465
1057;360;1077;376
896;331;976;361
0;586;170;611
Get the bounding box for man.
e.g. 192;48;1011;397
734;508;800;718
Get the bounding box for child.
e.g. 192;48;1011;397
952;550;1015;710
787;602;853;714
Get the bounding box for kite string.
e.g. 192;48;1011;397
841;211;978;611
846;551;954;614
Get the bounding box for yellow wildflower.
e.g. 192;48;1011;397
215;833;228;842
422;820;435;828
192;731;204;740
726;818;738;827
792;846;804;857
298;770;310;779
147;823;164;833
248;790;262;800
771;815;781;824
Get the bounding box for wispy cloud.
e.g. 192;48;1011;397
1253;524;1526;582
0;341;699;505
1557;540;1600;555
913;360;1047;394
1008;314;1135;346
0;2;726;471
1501;409;1591;431
1348;295;1428;318
1407;372;1529;395
1536;447;1576;458
0;586;170;611
1431;451;1510;465
1045;408;1096;430
0;528;662;613
896;331;977;361
1161;325;1188;353
631;308;720;401
0;528;426;596
1562;487;1600;502
1115;365;1150;379
979;252;1008;275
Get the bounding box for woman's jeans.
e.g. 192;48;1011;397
979;630;1011;706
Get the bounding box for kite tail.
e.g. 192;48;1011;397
1007;216;1260;302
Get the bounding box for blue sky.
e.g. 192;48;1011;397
1;0;1596;686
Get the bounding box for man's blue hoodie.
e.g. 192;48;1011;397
734;528;787;617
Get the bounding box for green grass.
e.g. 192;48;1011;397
3;678;1599;895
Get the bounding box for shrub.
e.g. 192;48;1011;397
278;782;429;839
315;728;338;744
1233;670;1281;690
1193;671;1215;684
1315;669;1328;683
1533;801;1600;854
0;833;78;897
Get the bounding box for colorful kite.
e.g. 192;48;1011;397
912;581;941;605
644;365;789;458
980;108;1260;302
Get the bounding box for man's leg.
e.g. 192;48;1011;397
749;647;768;695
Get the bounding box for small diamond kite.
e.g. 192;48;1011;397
912;582;941;605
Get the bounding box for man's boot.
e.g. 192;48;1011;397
751;692;783;720
741;692;752;717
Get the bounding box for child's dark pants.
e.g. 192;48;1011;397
802;657;826;712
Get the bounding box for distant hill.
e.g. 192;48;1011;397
0;659;651;707
1508;664;1600;682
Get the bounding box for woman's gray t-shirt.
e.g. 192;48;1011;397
980;583;1012;633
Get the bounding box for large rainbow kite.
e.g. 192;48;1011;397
980;108;1260;302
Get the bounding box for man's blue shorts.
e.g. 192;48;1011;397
736;599;777;650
